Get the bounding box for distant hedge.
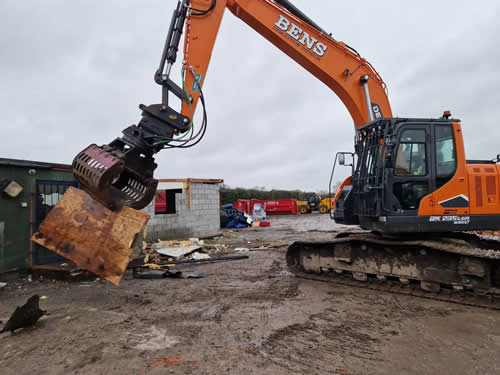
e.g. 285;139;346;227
220;185;316;206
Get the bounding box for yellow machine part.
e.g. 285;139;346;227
318;198;334;214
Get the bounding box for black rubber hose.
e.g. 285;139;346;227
191;0;216;16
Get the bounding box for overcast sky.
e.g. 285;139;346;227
1;1;499;191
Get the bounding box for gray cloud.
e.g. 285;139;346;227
1;0;499;191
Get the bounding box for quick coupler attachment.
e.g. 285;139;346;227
72;103;190;211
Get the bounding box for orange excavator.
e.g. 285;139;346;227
42;0;500;305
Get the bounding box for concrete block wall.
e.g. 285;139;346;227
143;182;220;241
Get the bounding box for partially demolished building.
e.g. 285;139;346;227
142;178;223;241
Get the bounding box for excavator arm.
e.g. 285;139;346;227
72;0;392;211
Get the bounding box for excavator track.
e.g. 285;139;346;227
286;232;500;310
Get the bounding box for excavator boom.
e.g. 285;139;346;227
181;0;392;127
72;0;392;211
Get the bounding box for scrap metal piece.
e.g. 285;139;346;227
156;244;201;259
0;295;46;333
32;187;149;285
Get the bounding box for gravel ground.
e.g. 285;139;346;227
1;214;500;374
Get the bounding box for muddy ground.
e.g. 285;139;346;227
1;214;500;374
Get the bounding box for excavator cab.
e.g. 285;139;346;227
293;116;500;302
333;117;467;232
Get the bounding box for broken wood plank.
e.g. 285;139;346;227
32;187;149;285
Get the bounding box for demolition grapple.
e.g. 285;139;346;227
72;1;192;210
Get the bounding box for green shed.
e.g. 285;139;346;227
0;158;77;273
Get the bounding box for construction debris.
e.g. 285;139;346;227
234;247;250;253
155;242;201;259
198;232;223;240
130;255;249;268
129;255;249;281
164;269;207;279
0;295;46;333
134;268;207;279
130;233;248;280
192;252;211;260
31;262;97;283
146;237;220;261
144;263;163;270
32;187;149;286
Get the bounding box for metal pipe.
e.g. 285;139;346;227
157;2;181;79
165;63;172;78
360;75;374;122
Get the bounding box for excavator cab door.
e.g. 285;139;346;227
386;121;466;217
427;123;469;216
389;125;433;214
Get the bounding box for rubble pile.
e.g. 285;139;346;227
139;237;227;265
129;235;249;279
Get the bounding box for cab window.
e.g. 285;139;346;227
394;129;427;176
435;125;456;187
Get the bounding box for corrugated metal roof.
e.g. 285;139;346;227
0;158;72;170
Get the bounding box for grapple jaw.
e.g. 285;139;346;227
73;144;158;211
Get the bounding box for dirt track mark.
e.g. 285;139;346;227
258;307;383;374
